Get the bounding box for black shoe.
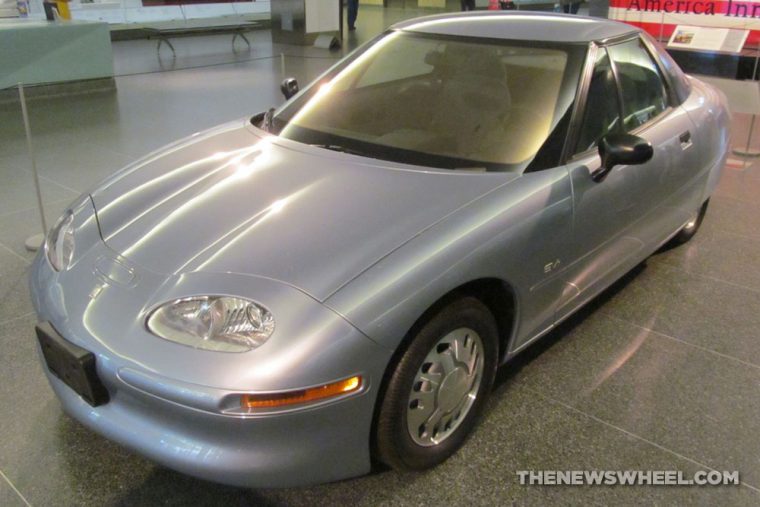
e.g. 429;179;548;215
348;25;356;31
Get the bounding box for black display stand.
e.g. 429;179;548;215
667;47;760;81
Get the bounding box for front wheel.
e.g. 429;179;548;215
667;199;710;247
374;297;498;470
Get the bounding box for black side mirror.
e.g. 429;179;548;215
594;133;654;182
281;78;299;100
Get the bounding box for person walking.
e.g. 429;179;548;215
461;0;476;10
347;0;359;30
562;0;581;13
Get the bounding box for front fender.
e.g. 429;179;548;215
325;166;574;356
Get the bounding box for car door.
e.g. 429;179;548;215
641;34;710;230
607;37;702;246
554;38;691;322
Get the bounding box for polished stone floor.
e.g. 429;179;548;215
1;6;760;506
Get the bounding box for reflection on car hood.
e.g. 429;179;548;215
91;120;516;301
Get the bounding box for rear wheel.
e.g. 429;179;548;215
375;297;498;470
668;199;709;247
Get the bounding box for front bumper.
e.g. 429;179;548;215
29;239;393;488
42;358;379;488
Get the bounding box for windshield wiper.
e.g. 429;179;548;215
310;144;366;157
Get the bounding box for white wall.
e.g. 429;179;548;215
69;0;270;25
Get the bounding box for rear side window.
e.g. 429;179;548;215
642;33;692;104
608;39;669;132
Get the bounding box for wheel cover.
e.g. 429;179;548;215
406;327;484;447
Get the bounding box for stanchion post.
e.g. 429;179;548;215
19;83;47;252
734;44;760;166
743;112;758;168
281;53;286;80
658;12;665;42
749;48;760;165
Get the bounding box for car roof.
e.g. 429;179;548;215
391;11;639;44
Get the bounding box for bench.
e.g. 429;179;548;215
143;20;258;56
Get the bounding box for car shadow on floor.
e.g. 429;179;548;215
489;260;649;395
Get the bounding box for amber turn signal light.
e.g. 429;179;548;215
241;375;362;409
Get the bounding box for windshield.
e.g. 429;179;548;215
271;31;586;172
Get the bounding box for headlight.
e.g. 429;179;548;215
45;211;75;272
146;296;275;353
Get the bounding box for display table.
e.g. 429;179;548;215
271;0;339;46
0;0;17;18
0;18;114;91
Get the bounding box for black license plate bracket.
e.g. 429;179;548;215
36;322;109;407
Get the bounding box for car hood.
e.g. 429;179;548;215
91;119;516;301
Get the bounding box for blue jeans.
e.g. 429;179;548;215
347;0;358;28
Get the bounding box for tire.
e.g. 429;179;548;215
667;199;709;247
374;297;499;471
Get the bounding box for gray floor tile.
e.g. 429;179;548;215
0;104;30;159
713;160;760;204
655;225;760;293
0;167;79;217
0;313;158;507
0;475;28;507
0;314;51;435
701;195;760;241
598;259;760;367
0;249;33;323
0;92;122;158
32;143;135;194
512;311;760;488
728;112;760;157
0;200;70;261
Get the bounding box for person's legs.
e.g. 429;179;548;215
562;3;570;12
570;1;580;13
461;0;475;10
347;0;358;29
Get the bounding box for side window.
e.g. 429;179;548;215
575;49;621;153
607;39;669;132
642;33;692;104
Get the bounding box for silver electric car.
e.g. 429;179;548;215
30;12;729;487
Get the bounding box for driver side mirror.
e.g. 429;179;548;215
594;133;654;182
281;77;299;100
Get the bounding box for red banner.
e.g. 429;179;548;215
610;0;760;48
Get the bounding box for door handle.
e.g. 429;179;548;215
679;131;692;149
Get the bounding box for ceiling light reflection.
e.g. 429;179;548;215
406;14;595;32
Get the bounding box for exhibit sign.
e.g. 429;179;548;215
610;0;760;48
304;0;338;33
667;25;750;51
